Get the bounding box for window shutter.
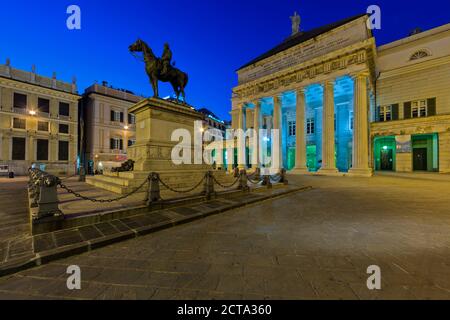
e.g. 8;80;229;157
120;112;124;123
110;110;114;121
427;98;436;116
119;139;123;150
392;104;399;120
375;106;380;122
404;102;412;119
110;138;114;150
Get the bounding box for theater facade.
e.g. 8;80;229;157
228;13;450;175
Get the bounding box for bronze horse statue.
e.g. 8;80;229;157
129;39;188;103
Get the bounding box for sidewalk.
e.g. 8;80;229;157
0;183;311;277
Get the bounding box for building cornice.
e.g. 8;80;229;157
378;55;450;80
0;76;80;101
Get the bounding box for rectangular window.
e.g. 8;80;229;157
37;121;49;132
306;118;315;135
411;100;427;118
36;139;49;161
128;139;136;147
13;118;26;129
12;137;26;160
111;110;121;122
288;121;296;136
38;98;50;113
128;113;135;124
13;93;27;109
58;141;69;161
379;106;392;122
59;124;69;134
59;102;70;117
110;138;123;150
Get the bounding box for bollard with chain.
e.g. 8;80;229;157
233;167;240;178
280;168;288;185
146;172;161;206
204;171;215;200
35;175;62;219
262;175;272;189
238;169;249;191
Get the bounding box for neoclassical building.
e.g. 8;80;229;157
228;13;450;176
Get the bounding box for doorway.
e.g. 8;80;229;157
413;148;428;171
380;148;393;171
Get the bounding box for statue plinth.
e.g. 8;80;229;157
128;98;208;172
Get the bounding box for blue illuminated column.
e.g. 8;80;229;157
272;95;283;171
318;80;339;175
292;87;308;174
237;103;247;169
348;72;373;176
253;100;261;168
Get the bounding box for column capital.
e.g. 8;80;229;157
253;99;262;108
321;79;335;88
295;87;306;95
274;94;283;105
349;70;370;80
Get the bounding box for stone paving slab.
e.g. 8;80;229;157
0;184;310;277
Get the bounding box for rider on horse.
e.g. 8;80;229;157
161;43;172;76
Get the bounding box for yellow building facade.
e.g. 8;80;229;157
0;61;79;176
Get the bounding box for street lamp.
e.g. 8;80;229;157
29;110;36;116
124;125;129;130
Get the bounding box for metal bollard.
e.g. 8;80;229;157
233;167;240;178
35;175;61;219
280;168;288;185
146;172;161;206
204;171;215;200
254;167;261;181
239;169;249;191
262;175;272;189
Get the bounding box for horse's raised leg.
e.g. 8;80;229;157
151;77;159;98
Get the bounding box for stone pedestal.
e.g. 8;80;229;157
127;98;208;172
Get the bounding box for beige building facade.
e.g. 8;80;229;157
0;60;79;176
81;83;142;173
372;23;450;173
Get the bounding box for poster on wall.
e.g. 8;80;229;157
396;135;412;153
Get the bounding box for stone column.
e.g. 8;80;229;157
237;104;247;169
291;88;308;174
253;100;261;168
272;95;283;171
348;72;373;177
318;80;339;175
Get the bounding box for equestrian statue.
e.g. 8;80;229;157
129;39;188;103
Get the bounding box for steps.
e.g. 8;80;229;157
86;170;238;195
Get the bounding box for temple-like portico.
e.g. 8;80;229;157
229;13;375;177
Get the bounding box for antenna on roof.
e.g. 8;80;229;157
409;28;423;36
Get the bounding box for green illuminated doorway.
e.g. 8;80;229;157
287;148;295;170
306;145;317;171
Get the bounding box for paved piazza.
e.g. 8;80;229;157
1;174;450;299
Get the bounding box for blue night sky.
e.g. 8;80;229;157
0;0;449;121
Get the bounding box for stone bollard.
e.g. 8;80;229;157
280;168;288;185
239;169;249;191
204;171;215;200
254;167;261;181
35;175;62;219
233;167;240;178
262;175;272;189
146;172;161;206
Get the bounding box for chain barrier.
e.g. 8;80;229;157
212;174;241;189
157;175;206;194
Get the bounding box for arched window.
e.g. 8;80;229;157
410;50;430;61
